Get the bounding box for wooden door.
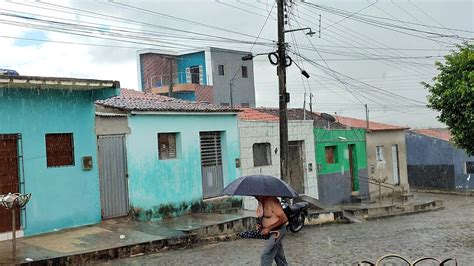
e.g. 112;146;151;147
288;141;305;194
0;135;20;233
348;144;359;192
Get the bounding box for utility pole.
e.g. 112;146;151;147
229;81;234;107
365;104;369;129
309;92;313;114
277;0;289;182
303;91;306;120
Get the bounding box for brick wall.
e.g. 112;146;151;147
140;53;177;92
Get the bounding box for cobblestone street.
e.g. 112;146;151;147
108;193;474;265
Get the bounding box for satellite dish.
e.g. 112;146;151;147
321;113;336;122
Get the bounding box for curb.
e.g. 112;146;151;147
411;188;474;196
20;234;197;265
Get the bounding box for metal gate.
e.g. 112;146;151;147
0;134;20;233
98;135;129;219
200;132;224;198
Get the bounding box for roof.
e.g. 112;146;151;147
96;88;239;113
257;108;347;129
332;114;409;131
0;75;119;90
411;128;452;141
238;108;279;122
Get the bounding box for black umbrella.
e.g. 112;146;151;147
221;175;298;198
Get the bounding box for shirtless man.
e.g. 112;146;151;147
256;196;289;266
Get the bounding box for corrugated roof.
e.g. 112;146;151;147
332;114;409;131
96;88;239;113
238;108;279;121
411;128;452;141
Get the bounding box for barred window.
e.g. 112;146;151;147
46;133;74;167
158;133;177;160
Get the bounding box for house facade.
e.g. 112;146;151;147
96;89;241;220
406;129;474;190
335;115;410;199
0;75;119;238
137;47;256;107
314;128;369;204
238;108;318;210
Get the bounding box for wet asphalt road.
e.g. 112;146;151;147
106;193;474;265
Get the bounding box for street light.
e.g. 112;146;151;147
0;192;31;262
284;27;316;37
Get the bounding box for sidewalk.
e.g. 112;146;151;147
0;211;255;265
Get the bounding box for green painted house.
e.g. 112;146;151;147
314;128;369;204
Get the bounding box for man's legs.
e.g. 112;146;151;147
260;226;288;266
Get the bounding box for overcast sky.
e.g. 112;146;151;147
1;0;472;128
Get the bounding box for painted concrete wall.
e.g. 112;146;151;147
0;87;117;236
238;120;318;210
210;48;256;107
406;131;474;189
366;130;409;198
95;116;130;135
314;128;369;204
126;114;240;220
177;51;207;85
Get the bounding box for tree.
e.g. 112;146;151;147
424;43;474;155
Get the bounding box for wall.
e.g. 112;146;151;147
366;130;409;198
0;87;116;236
238;120;318;210
210;48;256;107
177;51;207;85
95;116;130;135
126;113;240;219
314;128;368;204
406;131;474;189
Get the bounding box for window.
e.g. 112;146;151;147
241;66;248;78
45;133;74;167
218;64;225;76
158;133;177;160
190;66;200;84
253;143;272;166
465;161;474;174
240;102;250;107
376;145;385;162
325;146;337;164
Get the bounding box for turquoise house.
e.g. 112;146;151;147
0;74;119;238
95;89;241;220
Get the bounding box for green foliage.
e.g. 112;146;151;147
424;43;474;155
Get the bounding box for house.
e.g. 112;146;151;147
0;74;119;239
334;115;410;200
137;47;256;107
95;89;241;220
257;108;368;204
406;129;474;190
238;108;318;210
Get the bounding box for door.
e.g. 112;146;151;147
288;141;305;194
190;66;200;84
348;144;359;192
98;135;129;219
200;132;224;198
0;134;20;233
391;144;400;185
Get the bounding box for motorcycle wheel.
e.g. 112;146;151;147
289;212;305;233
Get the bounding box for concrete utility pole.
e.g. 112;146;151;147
365;103;369;129
277;0;289;181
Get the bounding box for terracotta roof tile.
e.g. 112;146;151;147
411;128;452;141
257;108;347;128
238;108;279;121
96;88;238;113
332;114;409;131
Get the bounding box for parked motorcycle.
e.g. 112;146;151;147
281;198;309;233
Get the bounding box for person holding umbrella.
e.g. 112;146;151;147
221;174;298;266
256;195;289;266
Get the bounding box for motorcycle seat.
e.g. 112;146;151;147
290;202;309;211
